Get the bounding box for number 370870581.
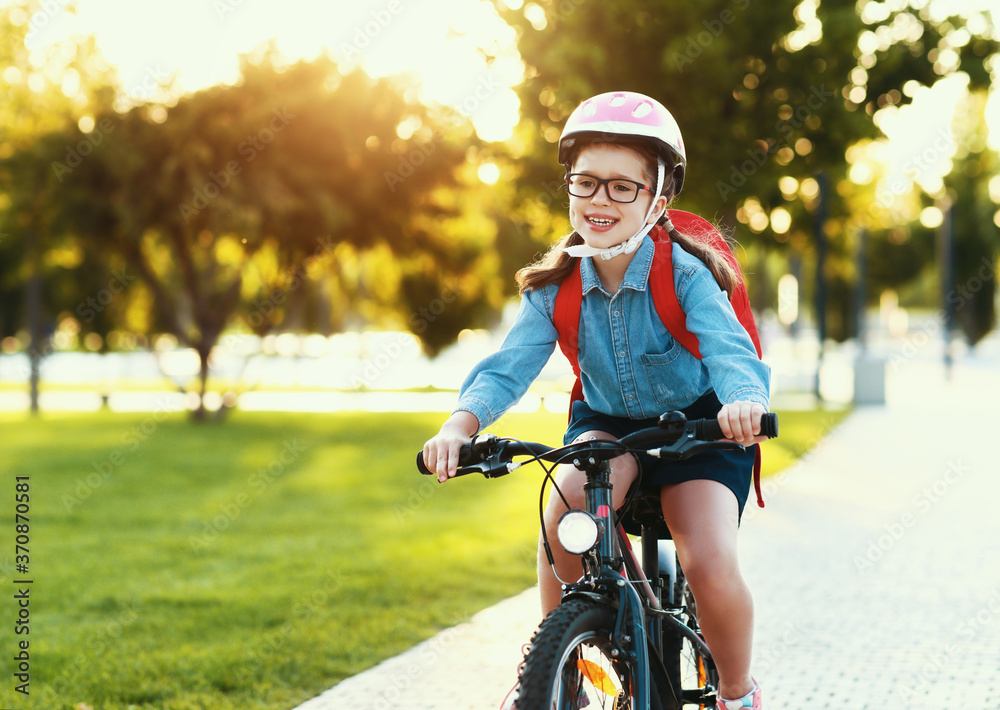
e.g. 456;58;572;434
15;477;30;569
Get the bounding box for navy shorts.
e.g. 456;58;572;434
563;391;755;517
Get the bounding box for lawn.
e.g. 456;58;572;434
0;406;847;709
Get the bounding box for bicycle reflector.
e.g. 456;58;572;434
557;510;602;555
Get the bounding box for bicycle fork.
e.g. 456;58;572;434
577;463;654;710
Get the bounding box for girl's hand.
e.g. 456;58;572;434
422;411;480;483
717;401;769;446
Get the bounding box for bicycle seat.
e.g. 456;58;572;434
618;485;672;540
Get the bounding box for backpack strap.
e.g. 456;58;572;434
648;229;702;358
662;210;763;358
753;446;764;508
553;262;585;418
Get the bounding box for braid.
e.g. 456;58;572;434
661;219;740;298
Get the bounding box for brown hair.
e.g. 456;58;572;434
515;140;739;298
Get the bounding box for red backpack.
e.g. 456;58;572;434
552;209;766;507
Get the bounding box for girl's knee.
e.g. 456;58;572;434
680;552;743;601
543;464;587;521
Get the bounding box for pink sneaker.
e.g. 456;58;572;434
717;679;766;710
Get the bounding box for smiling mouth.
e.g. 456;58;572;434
586;216;618;227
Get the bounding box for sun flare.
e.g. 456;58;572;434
25;0;523;141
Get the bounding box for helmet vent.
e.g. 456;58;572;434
632;101;653;118
581;100;597;116
609;93;626;107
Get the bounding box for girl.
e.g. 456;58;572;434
422;91;771;710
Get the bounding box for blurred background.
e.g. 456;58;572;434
0;0;998;413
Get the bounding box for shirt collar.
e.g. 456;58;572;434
579;235;655;295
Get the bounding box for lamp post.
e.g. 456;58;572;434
938;199;955;379
813;172;828;401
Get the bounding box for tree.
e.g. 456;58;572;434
36;52;506;416
0;0;123;412
941;91;998;346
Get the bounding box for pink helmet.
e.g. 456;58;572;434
558;91;687;195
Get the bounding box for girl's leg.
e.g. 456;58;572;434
659;479;755;701
537;431;638;615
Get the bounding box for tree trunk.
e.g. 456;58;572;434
26;227;43;416
193;347;210;421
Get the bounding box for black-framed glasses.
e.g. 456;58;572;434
565;173;653;204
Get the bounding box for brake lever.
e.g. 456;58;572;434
458;435;515;479
646;423;743;461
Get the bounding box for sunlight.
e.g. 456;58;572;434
25;0;522;141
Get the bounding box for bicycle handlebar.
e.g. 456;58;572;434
416;411;778;478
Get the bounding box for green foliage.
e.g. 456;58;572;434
0;1;120;343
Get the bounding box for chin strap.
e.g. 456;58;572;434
563;159;666;261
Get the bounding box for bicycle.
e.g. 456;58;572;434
417;409;778;710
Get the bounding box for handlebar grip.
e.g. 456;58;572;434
695;412;779;441
693;418;724;441
760;412;779;439
416;443;474;476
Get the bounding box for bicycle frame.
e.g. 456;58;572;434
559;455;716;710
559;456;655;710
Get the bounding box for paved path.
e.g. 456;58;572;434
296;355;1000;710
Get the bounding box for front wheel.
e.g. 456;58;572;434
660;569;719;709
517;599;635;710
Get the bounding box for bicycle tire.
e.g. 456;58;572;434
660;567;719;709
517;599;638;710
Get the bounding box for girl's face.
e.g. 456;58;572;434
568;143;667;252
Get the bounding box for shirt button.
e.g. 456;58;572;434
614;311;620;316
628;395;634;400
619;351;626;357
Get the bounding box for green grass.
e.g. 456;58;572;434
0;406;847;709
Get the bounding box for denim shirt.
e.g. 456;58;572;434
456;237;771;432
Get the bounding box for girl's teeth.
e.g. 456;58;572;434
589;218;615;225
